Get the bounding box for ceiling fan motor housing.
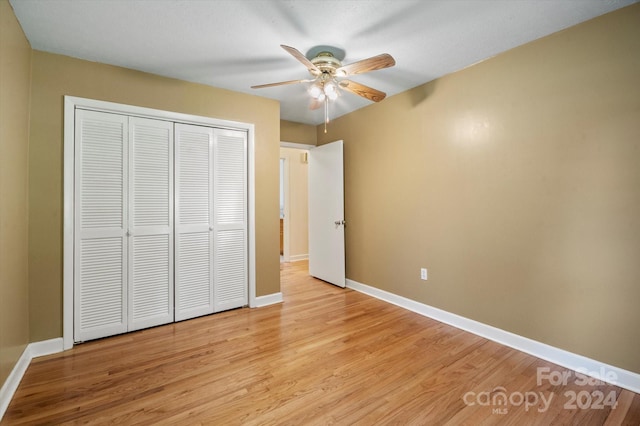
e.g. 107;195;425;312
311;52;342;75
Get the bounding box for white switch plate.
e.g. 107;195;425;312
420;268;427;280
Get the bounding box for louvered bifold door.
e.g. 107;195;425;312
127;117;174;331
213;129;248;312
74;110;128;342
174;123;215;321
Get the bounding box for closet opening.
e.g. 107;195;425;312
62;96;256;349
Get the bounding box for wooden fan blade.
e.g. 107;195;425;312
336;53;395;77
340;80;386;102
251;79;309;89
281;45;321;76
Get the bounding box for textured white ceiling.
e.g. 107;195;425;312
10;0;637;125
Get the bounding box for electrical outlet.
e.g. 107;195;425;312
420;268;428;281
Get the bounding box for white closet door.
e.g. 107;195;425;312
174;123;214;321
74;110;128;342
213;129;248;312
128;117;174;330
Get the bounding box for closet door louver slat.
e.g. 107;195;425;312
78;238;124;330
176;232;211;312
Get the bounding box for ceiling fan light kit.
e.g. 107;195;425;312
251;45;395;132
309;73;339;102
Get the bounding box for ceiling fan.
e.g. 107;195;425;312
251;45;395;131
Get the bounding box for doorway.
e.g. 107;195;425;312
279;142;313;263
280;157;285;260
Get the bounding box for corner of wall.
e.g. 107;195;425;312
0;0;33;390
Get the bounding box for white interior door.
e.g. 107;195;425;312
174;123;215;321
74;110;128;342
75;112;176;341
213;129;248;311
308;140;345;287
128;117;174;330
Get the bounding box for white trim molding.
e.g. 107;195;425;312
0;348;30;419
28;338;64;358
254;292;284;308
280;141;315;150
0;338;63;420
346;278;640;394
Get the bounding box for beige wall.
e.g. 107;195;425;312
318;4;640;373
281;120;317;146
28;51;281;341
0;0;31;385
280;147;309;259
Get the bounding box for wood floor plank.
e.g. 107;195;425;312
2;260;639;425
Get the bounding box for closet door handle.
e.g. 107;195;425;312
209;226;214;231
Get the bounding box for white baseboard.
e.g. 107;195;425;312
0;345;31;420
346;279;640;394
0;338;64;420
29;338;64;358
289;254;308;262
254;292;284;308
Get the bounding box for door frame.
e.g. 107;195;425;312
63;96;256;350
279;142;314;264
280;156;290;262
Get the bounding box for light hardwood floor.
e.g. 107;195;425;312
3;261;640;425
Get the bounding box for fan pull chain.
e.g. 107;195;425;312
324;98;329;133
